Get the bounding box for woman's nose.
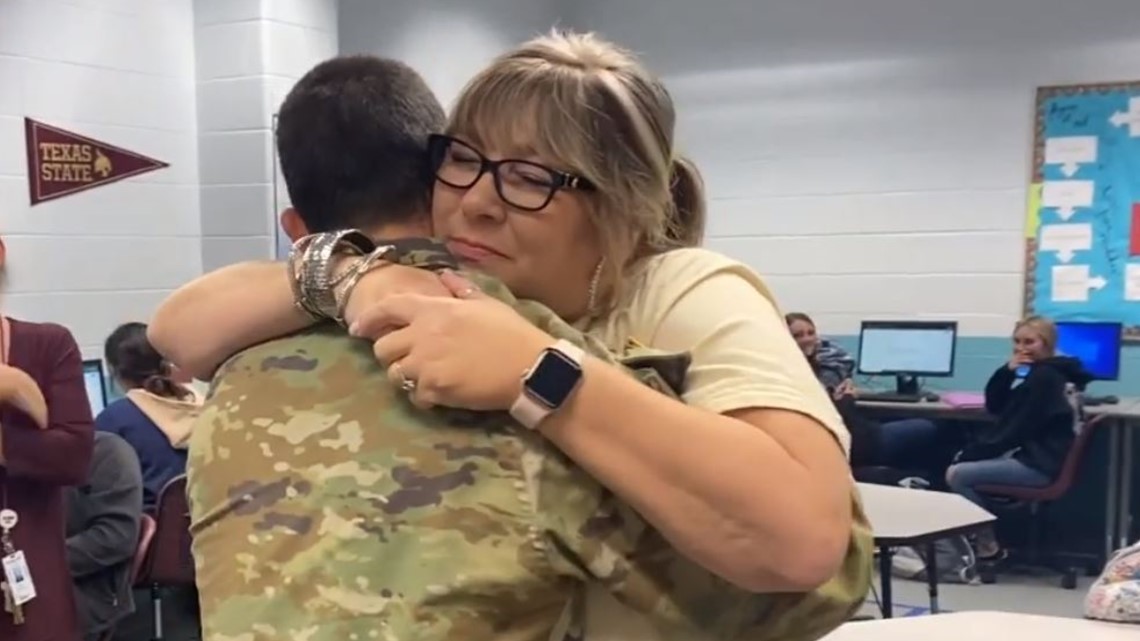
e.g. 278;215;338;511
459;171;507;223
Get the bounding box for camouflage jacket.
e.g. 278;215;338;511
186;240;872;641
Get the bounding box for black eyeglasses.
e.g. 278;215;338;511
427;134;594;212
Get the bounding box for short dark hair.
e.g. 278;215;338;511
276;56;445;232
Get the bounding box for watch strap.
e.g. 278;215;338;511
509;339;585;430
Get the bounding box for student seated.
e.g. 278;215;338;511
786;312;941;472
96;323;199;510
945;316;1091;560
65;431;144;641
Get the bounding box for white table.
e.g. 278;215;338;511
822;611;1136;640
857;483;995;618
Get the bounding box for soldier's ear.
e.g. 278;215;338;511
279;208;310;242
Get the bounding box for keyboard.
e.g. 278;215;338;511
859;392;938;404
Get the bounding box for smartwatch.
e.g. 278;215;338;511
509;339;585;430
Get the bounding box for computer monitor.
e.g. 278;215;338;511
1054;321;1122;381
82;359;108;417
857;320;958;395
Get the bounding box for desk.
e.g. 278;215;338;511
821;611;1136;640
857;483;994;618
858;397;1140;558
1092;398;1140;552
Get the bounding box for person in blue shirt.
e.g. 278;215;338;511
95;322;200;510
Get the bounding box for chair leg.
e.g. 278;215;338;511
1038;502;1089;590
151;583;164;641
1027;502;1042;563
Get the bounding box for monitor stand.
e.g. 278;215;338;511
895;375;921;396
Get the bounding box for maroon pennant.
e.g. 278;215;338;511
24;117;169;206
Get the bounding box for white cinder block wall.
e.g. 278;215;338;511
194;0;338;271
569;0;1140;390
338;0;567;110
0;0;200;358
570;0;1140;340
5;0;1140;388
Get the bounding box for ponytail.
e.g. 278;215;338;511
142;373;191;401
665;155;707;248
105;322;191;401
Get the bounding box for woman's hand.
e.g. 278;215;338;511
349;271;554;411
0;365;48;428
1007;353;1033;370
832;378;856;400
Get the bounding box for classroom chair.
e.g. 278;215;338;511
975;415;1108;589
137;475;196;641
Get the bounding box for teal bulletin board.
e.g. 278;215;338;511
1024;81;1140;340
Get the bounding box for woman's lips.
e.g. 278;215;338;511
447;238;505;262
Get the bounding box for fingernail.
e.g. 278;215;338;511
348;322;359;336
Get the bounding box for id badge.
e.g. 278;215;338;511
2;551;36;606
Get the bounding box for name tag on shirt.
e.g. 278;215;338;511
2;552;36;606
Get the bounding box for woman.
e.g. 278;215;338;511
0;235;95;641
946;316;1090;559
785;312;943;473
786;312;855;396
152;31;870;635
97;322;196;510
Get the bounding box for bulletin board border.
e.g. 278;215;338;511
1023;80;1140;342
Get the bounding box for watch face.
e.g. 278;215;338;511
527;349;582;408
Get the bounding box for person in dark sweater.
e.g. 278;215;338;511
95;323;198;511
65;431;143;641
946;315;1092;559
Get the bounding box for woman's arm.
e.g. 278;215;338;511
538;272;852;592
359;264;855;592
0;325;94;485
149;259;444;379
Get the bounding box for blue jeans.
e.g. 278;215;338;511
878;418;939;466
945;456;1051;507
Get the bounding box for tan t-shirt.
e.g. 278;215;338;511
579;247;853;641
583;246;849;452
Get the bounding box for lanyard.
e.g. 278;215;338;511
0;314;12;536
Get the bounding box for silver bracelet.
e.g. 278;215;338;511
287;235;322;320
297;230;374;320
332;244;396;325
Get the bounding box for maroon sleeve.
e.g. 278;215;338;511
1;324;94;486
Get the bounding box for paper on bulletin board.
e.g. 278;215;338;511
1025;182;1043;239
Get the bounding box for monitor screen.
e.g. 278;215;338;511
1055;321;1122;381
857;321;958;377
82;360;107;417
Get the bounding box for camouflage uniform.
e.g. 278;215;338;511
187;242;873;641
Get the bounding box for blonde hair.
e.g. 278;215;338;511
1015;315;1057;356
448;30;706;311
